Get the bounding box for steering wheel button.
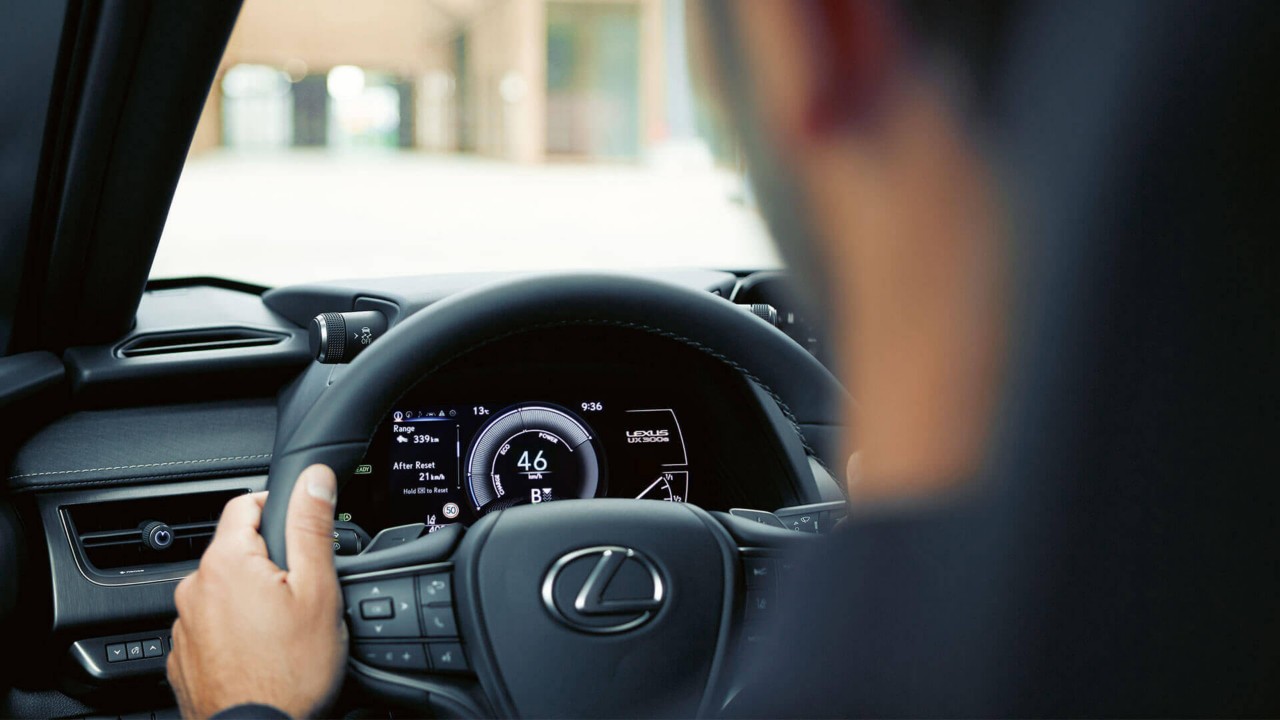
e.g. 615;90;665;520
428;642;468;672
421;606;458;637
416;573;452;605
745;590;774;622
354;643;428;672
344;577;421;638
743;557;777;589
360;598;394;620
143;638;164;658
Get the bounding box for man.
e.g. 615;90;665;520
168;1;1280;717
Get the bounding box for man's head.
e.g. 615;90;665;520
702;3;1280;713
691;0;1012;500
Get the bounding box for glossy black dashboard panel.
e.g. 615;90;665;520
338;327;805;537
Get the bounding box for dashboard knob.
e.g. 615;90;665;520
140;521;174;551
309;310;388;364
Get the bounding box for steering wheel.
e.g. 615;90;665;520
259;274;844;718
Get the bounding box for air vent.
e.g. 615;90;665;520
116;328;288;358
63;490;247;574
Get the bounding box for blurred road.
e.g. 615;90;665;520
153;151;780;287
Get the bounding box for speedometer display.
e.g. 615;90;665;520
466;404;600;511
334;329;804;539
364;393;695;531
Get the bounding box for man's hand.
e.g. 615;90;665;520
168;465;347;719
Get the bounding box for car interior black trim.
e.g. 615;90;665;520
21;0;243;352
0;352;65;405
145;276;270;296
63;284;308;409
448;508;511;717
334;527;463;578
6;0;75;356
9;399;275;492
348;659;488;719
687;502;748;718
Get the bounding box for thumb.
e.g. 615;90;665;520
284;463;338;590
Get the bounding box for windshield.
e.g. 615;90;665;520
152;0;779;287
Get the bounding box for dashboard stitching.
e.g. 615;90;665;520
10;467;272;492
7;453;273;480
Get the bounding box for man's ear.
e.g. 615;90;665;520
795;0;899;138
728;0;899;150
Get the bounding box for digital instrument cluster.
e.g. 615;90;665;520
359;397;693;532
335;327;805;538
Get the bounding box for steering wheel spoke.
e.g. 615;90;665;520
340;558;465;673
334;526;491;716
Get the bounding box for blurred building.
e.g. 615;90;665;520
190;0;714;164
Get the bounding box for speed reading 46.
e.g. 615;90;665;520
517;450;549;473
465;403;601;512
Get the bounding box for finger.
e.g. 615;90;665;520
166;619;186;693
168;620;196;719
284;464;338;592
210;492;270;557
172;614;188;653
173;572;196;615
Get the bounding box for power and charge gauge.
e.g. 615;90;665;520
465;403;601;512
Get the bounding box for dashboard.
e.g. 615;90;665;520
1;270;843;717
338;326;805;537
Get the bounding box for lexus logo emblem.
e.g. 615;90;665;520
541;546;665;633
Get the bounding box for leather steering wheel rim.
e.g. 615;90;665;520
260;271;845;568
